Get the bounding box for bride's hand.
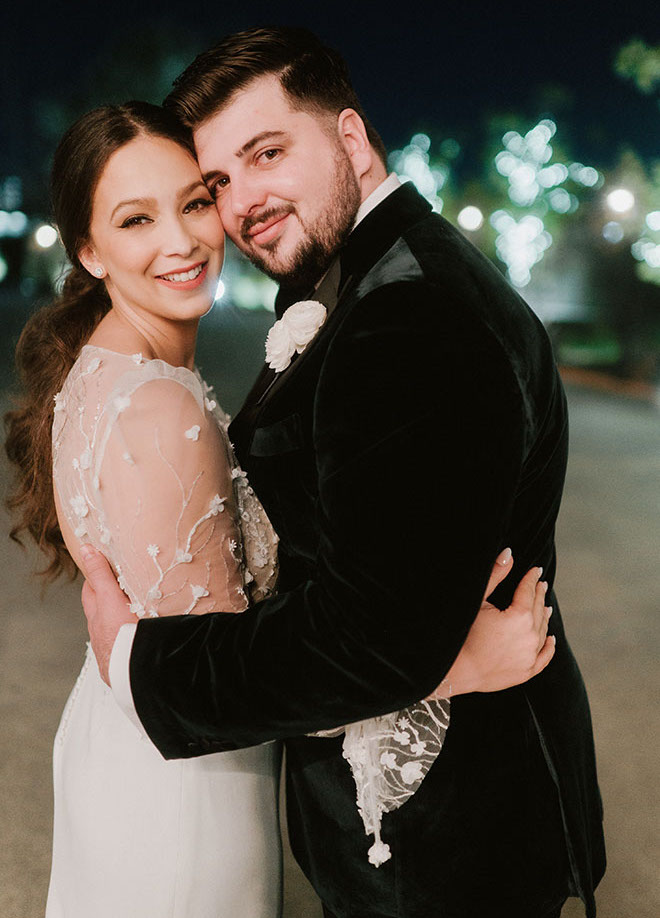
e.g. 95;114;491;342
80;544;135;685
427;549;555;699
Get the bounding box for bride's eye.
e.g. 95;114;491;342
184;198;214;214
120;215;151;228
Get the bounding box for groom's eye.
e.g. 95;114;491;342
210;177;229;196
259;148;281;163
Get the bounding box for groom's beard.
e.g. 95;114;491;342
239;145;361;293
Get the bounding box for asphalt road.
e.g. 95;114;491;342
0;300;658;917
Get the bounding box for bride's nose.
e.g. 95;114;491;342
160;215;197;257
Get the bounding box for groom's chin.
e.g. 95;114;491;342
251;245;332;292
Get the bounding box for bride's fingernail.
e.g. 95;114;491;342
498;547;512;565
80;544;95;561
537;566;544;578
546;606;553;617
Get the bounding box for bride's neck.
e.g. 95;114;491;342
87;306;198;370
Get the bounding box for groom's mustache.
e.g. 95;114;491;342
240;204;297;244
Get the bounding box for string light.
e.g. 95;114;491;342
490;119;599;286
389;133;456;213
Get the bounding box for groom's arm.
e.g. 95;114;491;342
90;281;546;758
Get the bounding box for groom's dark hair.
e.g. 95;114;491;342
164;26;388;166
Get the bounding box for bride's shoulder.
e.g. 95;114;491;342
54;345;232;446
60;343;140;391
61;345;204;404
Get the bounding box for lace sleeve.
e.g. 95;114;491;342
97;376;249;617
53;351;268;618
340;698;450;866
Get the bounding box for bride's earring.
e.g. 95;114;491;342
94;267;105;278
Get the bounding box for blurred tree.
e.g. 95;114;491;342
615;40;660;289
481;113;601;291
615;39;660;96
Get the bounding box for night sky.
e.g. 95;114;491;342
2;0;659;209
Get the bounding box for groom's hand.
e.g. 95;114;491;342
79;545;134;685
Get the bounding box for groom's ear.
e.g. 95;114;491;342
337;108;374;180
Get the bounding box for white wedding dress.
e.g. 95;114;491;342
46;345;282;918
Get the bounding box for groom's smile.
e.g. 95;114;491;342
194;74;364;290
242;205;296;248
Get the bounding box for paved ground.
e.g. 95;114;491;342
0;303;658;916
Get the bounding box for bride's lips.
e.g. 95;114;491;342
248;213;291;246
155;261;209;290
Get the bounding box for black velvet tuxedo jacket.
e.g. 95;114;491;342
131;183;605;917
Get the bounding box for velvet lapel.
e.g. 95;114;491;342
337;181;431;301
228;183;432;456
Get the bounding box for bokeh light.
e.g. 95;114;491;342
0;210;28;237
457;206;484;231
606;188;635;214
490;118;600;286
389;133;454;213
35;224;58;249
645;211;660;232
603;222;625;243
490;210;552;288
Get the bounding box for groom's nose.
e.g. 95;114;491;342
227;173;268;220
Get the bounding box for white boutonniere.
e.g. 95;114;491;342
265;300;327;372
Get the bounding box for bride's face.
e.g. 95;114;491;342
80;135;224;324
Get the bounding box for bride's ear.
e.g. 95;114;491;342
78;244;106;280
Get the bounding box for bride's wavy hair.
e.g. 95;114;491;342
4;101;195;581
164;26;388;166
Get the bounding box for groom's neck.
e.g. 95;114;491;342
358;159;389;204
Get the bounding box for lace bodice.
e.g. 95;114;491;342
52;345;278;619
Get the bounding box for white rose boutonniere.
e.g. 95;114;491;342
265;300;328;372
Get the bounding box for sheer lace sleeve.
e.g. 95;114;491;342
340;698;450;866
52;347;278;619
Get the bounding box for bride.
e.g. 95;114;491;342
4;101;551;916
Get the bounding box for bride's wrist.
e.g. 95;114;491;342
442;654;481;697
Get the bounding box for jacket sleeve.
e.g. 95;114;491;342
130;281;528;758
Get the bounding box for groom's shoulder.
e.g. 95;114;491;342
404;210;525;309
352;209;535;327
334;208;552;379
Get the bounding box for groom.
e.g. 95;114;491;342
81;27;604;918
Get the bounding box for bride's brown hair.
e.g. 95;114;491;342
4;101;195;580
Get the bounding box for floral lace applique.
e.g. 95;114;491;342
341;698;451;866
52;346;278;621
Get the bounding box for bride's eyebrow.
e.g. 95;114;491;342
110;197;154;220
110;181;209;220
177;179;210;199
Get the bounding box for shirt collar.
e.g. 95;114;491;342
287;174;402;314
353;173;402;229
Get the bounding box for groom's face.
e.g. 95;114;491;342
194;75;362;290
